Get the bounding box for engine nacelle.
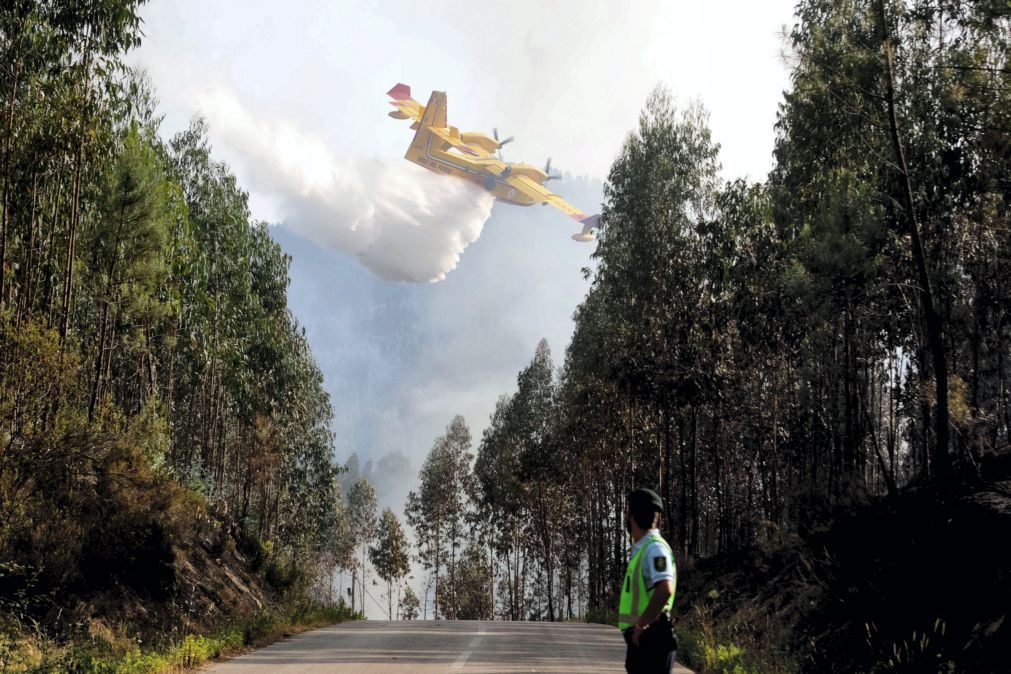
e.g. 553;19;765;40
460;132;500;154
505;163;549;183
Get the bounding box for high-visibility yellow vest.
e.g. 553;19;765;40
617;532;675;631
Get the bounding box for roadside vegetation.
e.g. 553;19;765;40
0;2;380;669
0;602;359;673
402;1;1009;671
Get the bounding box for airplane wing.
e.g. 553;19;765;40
504;175;601;241
387;83;425;127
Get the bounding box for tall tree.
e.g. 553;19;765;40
84;126;171;421
347;477;378;614
406;415;474;619
369;507;411;619
322;486;356;605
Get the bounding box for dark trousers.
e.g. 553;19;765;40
623;614;678;674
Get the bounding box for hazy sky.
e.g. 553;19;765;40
132;1;797;616
135;0;795;192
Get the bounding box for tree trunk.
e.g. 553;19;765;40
351;565;357;613
59;42;93;348
0;51;24;310
433;520;441;619
877;0;949;482
88;298;112;421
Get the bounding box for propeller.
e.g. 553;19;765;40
493;127;514;159
544;158;561;182
493;128;515;148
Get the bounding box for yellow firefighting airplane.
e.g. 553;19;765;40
386;83;599;242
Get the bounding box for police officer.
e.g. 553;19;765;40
619;487;678;674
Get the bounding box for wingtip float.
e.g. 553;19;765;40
386;83;600;243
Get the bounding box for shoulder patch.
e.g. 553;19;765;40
654;556;667;571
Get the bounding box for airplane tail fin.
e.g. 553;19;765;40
406;90;448;154
571;214;600;242
418;90;447;130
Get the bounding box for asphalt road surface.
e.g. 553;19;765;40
204;620;694;673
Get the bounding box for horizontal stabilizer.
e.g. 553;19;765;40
387;83;411;100
386;84;425;125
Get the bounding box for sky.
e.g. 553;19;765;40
131;0;797;617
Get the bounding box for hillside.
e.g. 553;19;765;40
0;425;362;670
674;468;1011;672
0;2;361;669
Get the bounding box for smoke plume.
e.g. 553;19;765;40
199;89;495;283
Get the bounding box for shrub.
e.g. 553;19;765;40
16;601;361;672
585;605;617;627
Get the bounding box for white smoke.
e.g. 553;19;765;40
198;89;495;283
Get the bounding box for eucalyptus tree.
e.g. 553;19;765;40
369;507;411;619
321;490;356;605
406;415;474;619
592;86;724;560
347;477;378;613
456;0;1010;634
0;0;146;321
474;394;527;619
510;340;562;619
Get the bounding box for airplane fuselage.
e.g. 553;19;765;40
405;128;545;206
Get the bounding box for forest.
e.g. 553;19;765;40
401;0;1009;670
0;1;402;668
1;0;1009;672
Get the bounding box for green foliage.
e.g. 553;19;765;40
676;617;795;674
678;629;754;674
237;531;270;572
472;341;580;621
1;0;348;651
346;477;378;612
369;508;410;619
437;543;494;621
264;555;302;593
398;585;421;621
9;602;360;673
405;416;476;619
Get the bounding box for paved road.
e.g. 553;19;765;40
204;620;693;673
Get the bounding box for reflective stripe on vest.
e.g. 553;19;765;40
617;532;675;631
